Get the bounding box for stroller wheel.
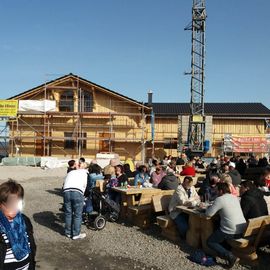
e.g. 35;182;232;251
94;215;106;230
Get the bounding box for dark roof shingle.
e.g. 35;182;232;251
150;103;270;116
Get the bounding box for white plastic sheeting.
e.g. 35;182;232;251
19;100;56;113
40;157;69;169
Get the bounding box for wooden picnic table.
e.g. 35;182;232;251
112;186;162;218
176;205;217;255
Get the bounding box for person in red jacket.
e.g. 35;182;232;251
180;161;196;177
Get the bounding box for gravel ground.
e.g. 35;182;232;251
0;167;269;270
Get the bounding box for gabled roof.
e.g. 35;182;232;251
150;103;270;117
8;73;150;109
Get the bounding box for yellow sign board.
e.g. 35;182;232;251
0;100;18;117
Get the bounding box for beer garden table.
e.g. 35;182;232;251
176;205;218;255
112;186;162;217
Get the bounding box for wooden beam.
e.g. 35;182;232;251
46;86;78;90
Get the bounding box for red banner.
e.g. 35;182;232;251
231;136;269;153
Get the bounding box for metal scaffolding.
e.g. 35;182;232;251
185;0;206;153
7;75;149;161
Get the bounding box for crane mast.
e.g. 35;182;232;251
185;0;206;153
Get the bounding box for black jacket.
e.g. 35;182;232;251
158;173;178;190
228;169;242;186
240;188;268;220
0;214;36;270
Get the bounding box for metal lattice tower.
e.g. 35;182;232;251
185;0;206;153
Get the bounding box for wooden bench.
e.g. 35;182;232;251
228;215;270;265
152;194;180;242
128;189;162;228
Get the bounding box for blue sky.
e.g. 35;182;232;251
0;0;269;105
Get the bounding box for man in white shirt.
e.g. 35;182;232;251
63;164;88;240
168;176;200;238
205;182;246;268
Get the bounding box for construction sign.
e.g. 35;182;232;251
0;100;18;117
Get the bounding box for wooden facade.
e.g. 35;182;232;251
7;74;270;161
8;74;151;161
146;116;268;158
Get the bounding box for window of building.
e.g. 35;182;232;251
78;90;93;112
99;132;114;152
164;138;178;149
78;132;87;149
64;132;75;149
64;132;87;150
59;90;74;112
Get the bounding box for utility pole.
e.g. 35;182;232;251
185;0;206;154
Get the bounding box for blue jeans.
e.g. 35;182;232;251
64;191;84;237
173;213;189;239
207;229;239;259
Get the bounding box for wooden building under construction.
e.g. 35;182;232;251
6;74;270;161
7;74;151;161
150;103;270;158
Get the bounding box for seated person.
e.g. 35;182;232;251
240;180;268;220
180;161;196;177
198;173;220;202
176;153;186;166
228;162;242;187
84;164;104;214
107;165;128;204
206;182;246;268
88;164;104;188
158;168;178;190
258;167;270;191
150;165;166;188
220;174;238;197
123;163;134;178
168;176;200;239
149;159;158;175
115;165;128;187
195;159;205;169
104;159;118;177
134;165;149;186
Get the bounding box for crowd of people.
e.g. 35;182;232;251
61;153;270;269
0;152;270;269
164;153;270;268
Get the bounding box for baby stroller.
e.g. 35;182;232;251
83;187;120;230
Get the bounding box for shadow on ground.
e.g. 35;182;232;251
33;211;64;235
46;188;63;197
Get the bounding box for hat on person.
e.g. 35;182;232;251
229;161;236;168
